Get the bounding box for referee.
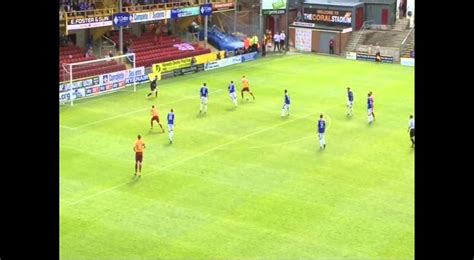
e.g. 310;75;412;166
408;115;415;148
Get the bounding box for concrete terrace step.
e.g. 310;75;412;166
392;18;410;31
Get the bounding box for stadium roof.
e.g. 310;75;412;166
303;0;363;7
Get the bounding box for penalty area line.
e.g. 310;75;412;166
66;112;315;205
69;89;224;130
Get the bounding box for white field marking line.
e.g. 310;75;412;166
60;125;76;130
60;198;73;204
70;89;224;129
59;54;302;108
67;112;315;206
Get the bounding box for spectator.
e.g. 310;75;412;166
109;50;114;57
329;38;334;55
266;30;272;45
261;36;266;57
125;41;133;54
216;52;221;60
190;21;198;41
279;31;286;51
72;1;79;11
252;35;258;52
399;0;405;19
161;22;168;35
85;47;94;58
243;37;250;53
87;33;93;49
375;43;381;62
273;32;280;52
80;1;88;11
64;3;71;12
375;43;381;56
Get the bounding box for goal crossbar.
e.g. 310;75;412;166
62;53;136;106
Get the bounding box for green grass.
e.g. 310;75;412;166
60;53;414;259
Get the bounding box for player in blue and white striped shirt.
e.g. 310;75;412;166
408;115;414;148
199;83;208;114
228;81;238;107
167;109;175;144
281;89;290;116
367;93;374;124
318;114;326;149
347;87;354;116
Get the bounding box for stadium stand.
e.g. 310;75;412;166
59;45;126;81
109;31;212;68
204;25;244;52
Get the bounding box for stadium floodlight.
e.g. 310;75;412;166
61;53;136;106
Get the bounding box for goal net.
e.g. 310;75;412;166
59;53;145;106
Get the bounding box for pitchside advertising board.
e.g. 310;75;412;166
303;8;352;26
148;52;256;80
241;52;259;62
67;15;113;30
150;51;224;74
204;56;242;71
152;57;193;74
173;64;205;77
355;53;394;63
401;57;414;67
345;52;357;60
59;67;147;103
262;0;287;14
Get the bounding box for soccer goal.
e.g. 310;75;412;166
60;53;138;106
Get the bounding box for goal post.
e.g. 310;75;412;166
60;53;139;106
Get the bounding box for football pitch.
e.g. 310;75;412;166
60;53;414;259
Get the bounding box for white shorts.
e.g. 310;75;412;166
201;96;207;104
318;133;324;139
347;100;353;107
229;92;236;100
168;124;174;131
283;103;290;109
367;108;373;115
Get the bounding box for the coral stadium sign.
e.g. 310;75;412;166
303;9;352;26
